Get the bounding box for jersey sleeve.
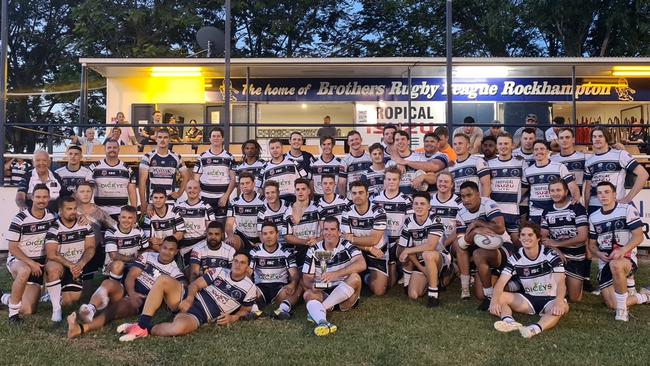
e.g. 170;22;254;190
620;150;640;173
346;241;363;258
45;222;59;245
173;211;186;232
226;199;235;218
17;170;30;193
193;154;203;174
176;154;188;173
189;247;202;266
573;204;588;227
559;163;574;184
540;210;549;231
398;223;411;248
626;205;643;231
429;221;444;238
104;230;117;253
547;250;565;273
88;163;97;183
476;158;490;178
128;166;137;184
588;218;597;241
484;200;503;221
501;256;516;277
142;216;152;238
295;160;308;178
339;160;348;179
455;212;467;235
372;207;387;231
340;209;351;234
132;253;148;270
201;267;222;284
242;282;257;307
584;161;593;182
140;229;150;249
139;153;151;172
6;213;25;242
302;247;316;274
286;250;297;269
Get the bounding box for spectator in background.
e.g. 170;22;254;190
513;113;545;147
139;110;162;146
317;115;337;139
453;116;483;154
167;116;182;144
434;126;457;163
625;120;647;144
103;127;126;145
4;158;32;187
71;128;102;152
184;119;204;143
114;111;138;146
546;117;564;152
483;120;504;138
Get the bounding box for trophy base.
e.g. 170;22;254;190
314;282;331;289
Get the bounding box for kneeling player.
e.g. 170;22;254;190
67;237;184;338
117;252;255;340
44;196;95;322
397;192;450;308
246;222;301;320
103;205;148;281
302;217;367;336
588;182;650;321
490;224;569;338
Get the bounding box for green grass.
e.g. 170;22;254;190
2;263;650;366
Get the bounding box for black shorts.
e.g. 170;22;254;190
7;257;45;285
564;258;588;281
62;268;83;292
186;296;221;326
521;294;557;315
598;259;637;290
83;245;106;281
256;283;285;305
388;245;398;265
528;215;542;225
503;214;520;235
364;252;388;277
235;231;260;253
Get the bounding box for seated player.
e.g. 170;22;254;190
103;205;148;281
588;182;650;321
1;184;56;324
489;224;569;338
226;172;265;251
144;188;186;253
341;180;388;296
453;181;511;309
173;180;216;267
116;252;255;340
44;196;95;322
189;221;235;282
302;217;367;337
246;222;301;320
397;192;450;308
67;237;184;338
540;180;589;302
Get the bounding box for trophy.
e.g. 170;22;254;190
314;250;334;289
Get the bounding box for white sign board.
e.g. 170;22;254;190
632;189;650;248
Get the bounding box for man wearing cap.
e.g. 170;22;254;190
453;116;483;154
484;120;504;138
513;114;544;147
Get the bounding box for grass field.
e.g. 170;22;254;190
2;261;650;366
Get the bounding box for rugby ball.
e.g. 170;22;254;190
457;236;470;250
474;233;503;250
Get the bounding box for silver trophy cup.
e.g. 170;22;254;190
314;250;334;289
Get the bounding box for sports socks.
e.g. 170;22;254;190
427;287;438;299
138;314;153;332
627;277;636;294
402;270;412;287
109;271;123;281
460;275;470;292
251;303;260;313
306;300;327;324
483;287;493;299
501;316;515;323
92;286;110;310
1;293;10;306
279;300;292;313
615;291;628;311
322;282;354;309
634;292;649;304
8;301;21;318
46;280;62;321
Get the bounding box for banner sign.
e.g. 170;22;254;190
632;189;650;248
205;77;648;103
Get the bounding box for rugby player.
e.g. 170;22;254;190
257;138;307;203
365;143;386;195
310;135;341;199
173;180;216;266
338;130;372;198
226;172;265;251
144;188;186;252
89;140;137;220
103;205;148;281
235;139;265;194
429;172;461;249
257;180;289;243
189;221;235;282
287;131;314;173
284;178;321;266
55;145;93;198
317;174;349;226
481;135;497;161
449;133;491;197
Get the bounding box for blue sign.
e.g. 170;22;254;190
205;77;648;102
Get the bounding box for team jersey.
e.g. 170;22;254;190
235;159;265;183
371;191;411;246
339;151;372;197
284;202;321;250
456;197;510;243
139;150;187;202
54;165;93;198
386;151;430;195
341;204;387;252
143;204;186;240
502;246;564;297
584;148;639;207
193;148;236;204
250;244;297;285
257;155;307;201
310;155;342;196
132;252;185;294
540;203;588;260
256;200;289;242
419;152;450;193
195;268;257;321
317;195;349;225
18;168;63;211
364;166;385;196
488;157;527;218
5;160;32;186
89;159;136;216
6;209;56;262
429;193;462;245
302;239;362;286
589;203;642;268
104;226;148;258
189;241;235;273
287;150;314;175
173;199;215;248
550;151;588;191
523;161;574;217
513;148;535;166
228;193;265;240
45;218;94;263
449;155;490;195
399;213;445;252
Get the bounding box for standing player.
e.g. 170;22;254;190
235;139;265;194
226;172;265;251
138;128;190;207
338;131;372;198
429;172;462;249
193;127;237;221
588;182;650;321
481;136;498;161
303;217;366;336
381;123;398;159
247;222;301;320
55;145;93;198
371;166;411;285
143;188;186;252
551;127;588;199
189;221;235;281
16;150;63;212
488;133;527;244
341;180;388;296
411;132;449;193
2;184;55;323
284;178;321;266
257;180;289;243
365;143;386;195
257;138;307;203
173;180;215;266
310;136;341;199
44;196;95;322
287;131;314;174
489;224;569;338
103;205;149;281
89;140;137;219
540;180;588;302
390;131;448;194
398;192;449;307
449;133;491;197
317;174;349;226
522;140;580;224
513;128;536;166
